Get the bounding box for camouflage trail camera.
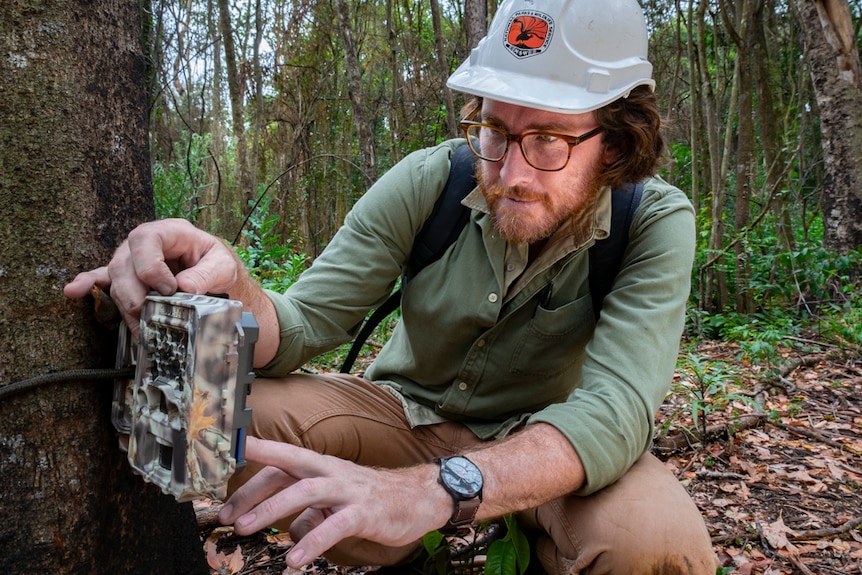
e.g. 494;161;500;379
112;293;258;502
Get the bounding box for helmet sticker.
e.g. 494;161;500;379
504;10;554;59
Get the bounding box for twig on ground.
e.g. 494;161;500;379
769;419;845;448
788;516;862;541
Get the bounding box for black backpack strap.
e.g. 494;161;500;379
407;144;476;280
341;144;476;373
340;289;402;373
588;181;644;319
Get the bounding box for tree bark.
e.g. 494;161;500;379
794;0;862;258
218;0;254;215
463;0;488;52
334;0;377;187
698;1;729;312
430;0;458;137
727;0;757;313
0;1;208;572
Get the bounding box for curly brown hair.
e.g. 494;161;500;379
593;85;665;188
459;86;665;189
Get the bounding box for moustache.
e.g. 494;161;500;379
484;183;547;204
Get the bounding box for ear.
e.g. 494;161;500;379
602;145;620;166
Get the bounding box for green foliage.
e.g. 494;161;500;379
422;516;532;575
690;205;862;354
673;353;759;445
722;310;802;370
422;529;451;575
236;194;308;291
812;299;862;355
152;131;211;222
750;232;862;312
485;516;531;575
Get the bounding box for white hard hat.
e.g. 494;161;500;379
447;0;655;114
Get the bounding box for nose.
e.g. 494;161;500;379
498;142;535;188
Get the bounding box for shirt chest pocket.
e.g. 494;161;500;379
508;294;596;377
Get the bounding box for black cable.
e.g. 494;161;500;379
1;368;136;401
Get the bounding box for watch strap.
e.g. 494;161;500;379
443;495;481;533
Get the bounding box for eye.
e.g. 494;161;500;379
534;133;561;144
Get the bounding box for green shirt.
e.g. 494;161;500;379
261;139;695;494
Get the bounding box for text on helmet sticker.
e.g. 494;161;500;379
504;10;554;59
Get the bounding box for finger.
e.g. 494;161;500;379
106;243;153;334
125;222;184;295
243;436;334;479
286;509;360;568
128;220;238;296
174;240;239;295
63;267;110;299
219;463;294;525
231;475;335;537
226;439;349;536
288;508;328;542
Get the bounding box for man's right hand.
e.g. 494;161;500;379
63;218;241;336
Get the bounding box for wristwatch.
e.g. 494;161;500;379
436;455;484;533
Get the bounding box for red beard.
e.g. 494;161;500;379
477;166;603;245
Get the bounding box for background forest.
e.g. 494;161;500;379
149;0;862;349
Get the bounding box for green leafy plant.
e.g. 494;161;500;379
421;515;533;575
422;529;450;575
152;131;212;222
674;353;758;446
236;194;308;291
485;515;531;575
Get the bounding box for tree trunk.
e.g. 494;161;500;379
698;1;729;312
728;0;757;314
218;0;254;219
754;2;795;256
0;1;208;572
463;0;488;52
794;0;862;258
334;0;377;187
430;0;458;137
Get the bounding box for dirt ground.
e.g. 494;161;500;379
198;338;862;575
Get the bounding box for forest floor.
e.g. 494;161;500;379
197;336;862;575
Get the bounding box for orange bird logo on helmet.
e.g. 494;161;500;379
504;11;554;58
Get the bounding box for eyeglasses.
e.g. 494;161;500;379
459;120;603;172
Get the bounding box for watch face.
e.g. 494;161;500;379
440;456;483;499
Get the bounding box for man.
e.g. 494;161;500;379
65;0;719;572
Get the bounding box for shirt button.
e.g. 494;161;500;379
476;339;486;348
488;293;499;303
506;263;515;272
458;381;468;391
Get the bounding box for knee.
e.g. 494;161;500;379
535;532;718;575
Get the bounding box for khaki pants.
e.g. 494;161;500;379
230;374;719;575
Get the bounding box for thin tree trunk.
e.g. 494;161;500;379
463;0;488;52
685;0;701;220
430;0;458;136
333;0;377;187
218;0;253;212
250;0;264;194
698;1;728;312
754;2;795;256
726;0;757;313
